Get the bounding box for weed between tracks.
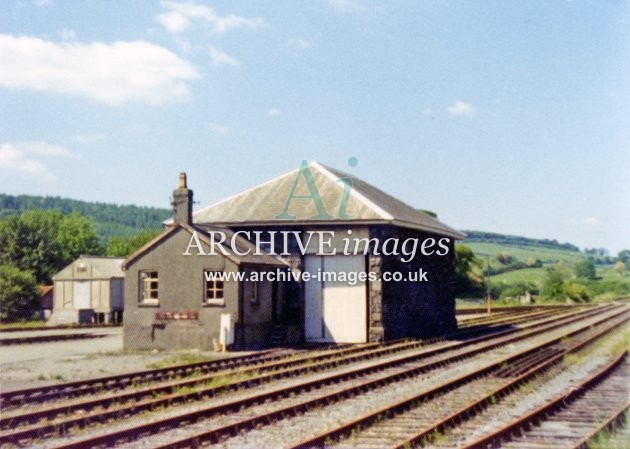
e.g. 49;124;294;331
147;352;217;369
588;413;629;449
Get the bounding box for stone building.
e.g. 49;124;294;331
122;174;287;350
124;162;464;349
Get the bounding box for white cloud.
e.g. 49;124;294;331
210;46;239;67
34;0;51;7
448;101;475;117
157;1;265;34
287;38;313;50
61;28;76;41
208;122;230;135
73;134;105;144
0;34;200;105
267;108;282;117
0;141;75;181
328;0;363;13
20;141;74;158
574;217;603;230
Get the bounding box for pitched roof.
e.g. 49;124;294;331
122;222;288;270
190;161;465;239
53;256;125;281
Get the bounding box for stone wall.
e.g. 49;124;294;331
369;225;457;340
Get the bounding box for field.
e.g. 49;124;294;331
460;238;630;302
465;241;584;266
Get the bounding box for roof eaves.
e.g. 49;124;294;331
187;224;289;267
391;219;466;240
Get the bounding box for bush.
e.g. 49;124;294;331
498;281;538;299
563;281;591;303
574;258;596;280
587;279;630;297
526;257;543;268
542;269;566;300
0;265;40;322
454;245;484;297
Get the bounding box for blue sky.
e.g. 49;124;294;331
0;0;628;253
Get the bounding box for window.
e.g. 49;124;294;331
204;271;225;306
139;271;159;305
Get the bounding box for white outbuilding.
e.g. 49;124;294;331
49;256;125;325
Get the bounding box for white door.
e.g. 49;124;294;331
304;255;367;343
73;281;91;309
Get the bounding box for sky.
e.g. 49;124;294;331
0;0;628;253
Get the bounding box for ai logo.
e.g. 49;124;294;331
275;158;358;220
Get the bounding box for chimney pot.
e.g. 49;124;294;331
173;172;193;225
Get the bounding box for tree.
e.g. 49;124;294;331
574;258;596;280
0;210;64;283
57;212;103;262
542;269;565;300
0;265;40;322
106;229;161;257
418;209;437;218
617;250;630;271
613;261;626;275
454;245;483;296
496;253;513;265
0;210;103;283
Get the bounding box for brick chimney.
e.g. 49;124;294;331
172;172;193;225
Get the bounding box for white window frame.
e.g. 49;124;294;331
139;270;159;305
204;270;225;306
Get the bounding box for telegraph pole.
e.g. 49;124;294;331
486;255;492;314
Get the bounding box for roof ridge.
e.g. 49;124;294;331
311;161;394;220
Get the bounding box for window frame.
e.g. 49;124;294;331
139;270;159;306
203;270;226;307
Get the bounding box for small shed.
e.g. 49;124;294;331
49;256;125;325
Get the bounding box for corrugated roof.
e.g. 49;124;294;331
190;161;465;239
53;256;125;280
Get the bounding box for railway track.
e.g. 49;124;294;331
0;302;592;411
285;310;627;449
0;304;613;421
455;305;568;316
0;304;573;408
0;346;343;407
11;304;623;449
129;306;630;449
460;351;628;449
0;324;120;333
457;307;571;329
0;332;109;346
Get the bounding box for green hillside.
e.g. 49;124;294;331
463;230;581;252
0;193;170;242
464;241;584;266
458;233;629;303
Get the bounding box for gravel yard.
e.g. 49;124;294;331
0;327;243;392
